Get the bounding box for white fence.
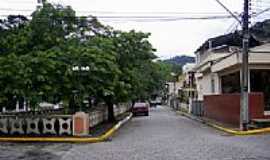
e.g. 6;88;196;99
0;103;132;136
89;103;132;127
0;115;73;136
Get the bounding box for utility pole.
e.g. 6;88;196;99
240;0;250;131
214;0;251;130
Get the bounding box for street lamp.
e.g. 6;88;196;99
72;66;90;72
72;65;90;112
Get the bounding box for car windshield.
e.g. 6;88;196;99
134;103;147;108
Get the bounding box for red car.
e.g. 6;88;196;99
132;102;149;116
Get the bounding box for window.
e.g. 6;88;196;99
250;69;270;111
211;78;215;93
221;72;240;94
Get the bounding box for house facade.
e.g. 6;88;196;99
177;63;197;112
165;80;182;109
194;33;270;127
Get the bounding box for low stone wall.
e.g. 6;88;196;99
191;100;204;116
179;103;189;112
1;108;65;116
0;115;73;136
89;103;132;128
0;103;132;136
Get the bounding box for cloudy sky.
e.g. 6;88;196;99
1;0;269;59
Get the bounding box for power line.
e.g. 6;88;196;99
0;7;230;15
214;0;242;24
225;20;238;34
0;2;246;24
2;0;35;3
86;15;233;19
251;0;270;17
75;10;230;15
0;14;235;23
0;8;34;12
3;0;270;18
253;7;270;17
249;0;270;25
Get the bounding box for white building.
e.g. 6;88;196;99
194;33;270;114
182;63;196;74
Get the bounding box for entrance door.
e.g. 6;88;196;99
250;69;270;111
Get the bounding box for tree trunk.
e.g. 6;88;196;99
7;95;16;111
68;97;76;114
131;100;136;111
18;97;24;110
106;99;115;122
25;99;29;112
88;96;92;109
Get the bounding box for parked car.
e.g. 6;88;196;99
155;97;162;105
149;100;158;107
132;102;149;116
149;97;162;107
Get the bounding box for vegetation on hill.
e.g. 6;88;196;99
161;55;195;77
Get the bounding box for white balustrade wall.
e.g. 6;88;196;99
0;103;132;136
89;103;132;128
0;115;73;136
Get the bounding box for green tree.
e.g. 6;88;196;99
0;2;168;123
110;30;160;104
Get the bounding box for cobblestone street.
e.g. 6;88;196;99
0;106;270;160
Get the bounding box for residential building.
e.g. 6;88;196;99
194;33;270;127
178;63;197;112
165;80;182;109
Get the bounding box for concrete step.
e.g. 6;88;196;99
251;118;270;128
247;124;260;129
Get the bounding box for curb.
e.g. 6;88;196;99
0;113;133;143
176;111;270;136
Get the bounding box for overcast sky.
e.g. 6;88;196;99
1;0;269;59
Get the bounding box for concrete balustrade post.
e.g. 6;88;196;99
42;118;57;135
0;118;9;134
16;101;19;112
58;118;72;135
10;118;24;134
89;113;94;128
73;112;89;136
26;118;40;134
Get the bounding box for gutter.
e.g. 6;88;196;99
177;111;270;136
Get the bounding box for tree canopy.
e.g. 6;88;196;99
0;2;170;120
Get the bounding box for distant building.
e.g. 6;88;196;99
182;63;195;74
178;63;197;112
165;80;182;108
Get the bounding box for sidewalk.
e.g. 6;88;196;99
176;110;270;136
90;112;131;137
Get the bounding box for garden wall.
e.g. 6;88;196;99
0;103;132;136
204;93;265;126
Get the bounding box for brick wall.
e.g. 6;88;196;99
204;93;265;126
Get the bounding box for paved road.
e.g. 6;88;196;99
1;106;270;160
